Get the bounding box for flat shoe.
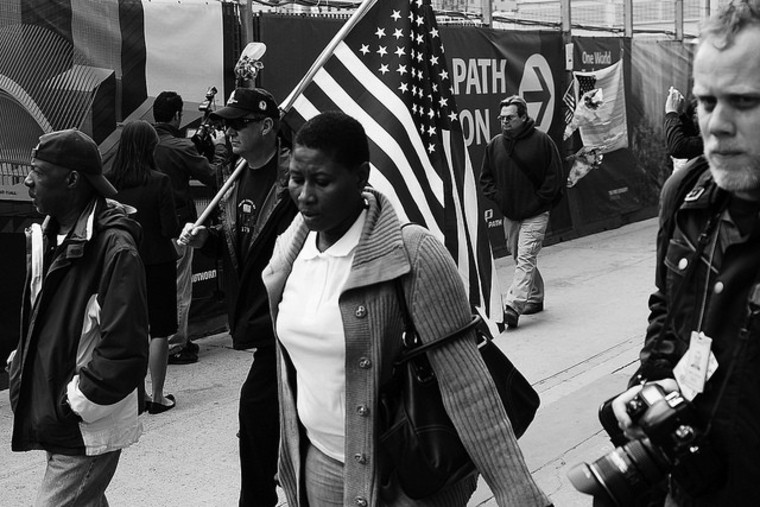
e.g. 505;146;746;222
148;394;176;414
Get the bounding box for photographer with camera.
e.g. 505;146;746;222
569;2;760;506
152;91;228;365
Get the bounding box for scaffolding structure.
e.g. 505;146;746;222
244;0;733;38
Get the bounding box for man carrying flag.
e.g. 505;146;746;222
178;87;297;507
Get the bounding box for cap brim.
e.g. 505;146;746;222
85;174;118;197
209;106;251;120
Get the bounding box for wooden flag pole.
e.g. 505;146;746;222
194;157;246;228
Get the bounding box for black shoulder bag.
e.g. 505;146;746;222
378;277;540;500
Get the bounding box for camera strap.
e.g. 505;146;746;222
654;208;725;349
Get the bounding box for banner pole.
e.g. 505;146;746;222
280;0;378;112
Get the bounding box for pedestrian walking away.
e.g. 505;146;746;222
107;120;181;414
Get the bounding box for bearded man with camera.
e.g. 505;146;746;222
567;2;760;506
605;2;760;505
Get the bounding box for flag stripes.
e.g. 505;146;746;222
281;0;501;322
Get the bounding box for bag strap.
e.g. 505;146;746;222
393;277;480;365
501;136;541;190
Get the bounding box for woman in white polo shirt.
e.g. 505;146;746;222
263;111;548;507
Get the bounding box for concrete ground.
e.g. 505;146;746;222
0;217;659;506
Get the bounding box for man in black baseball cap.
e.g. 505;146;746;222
180;86;296;506
210;87;279;121
31;128;117;199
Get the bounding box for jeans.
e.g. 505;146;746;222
239;346;280;507
305;443;344;507
168;242;193;353
503;211;549;314
35;450;121;507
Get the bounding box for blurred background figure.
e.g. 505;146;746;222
664;86;703;172
108;120;180;414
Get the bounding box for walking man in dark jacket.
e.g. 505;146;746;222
610;2;760;505
152;91;227;364
8;129;148;505
479;95;563;328
178;87;297;507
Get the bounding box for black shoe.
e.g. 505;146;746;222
184;341;200;354
168;347;198;365
523;302;544;315
147;394;176;414
504;305;519;329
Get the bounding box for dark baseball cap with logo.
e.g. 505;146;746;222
32;128;117;197
210;88;279;120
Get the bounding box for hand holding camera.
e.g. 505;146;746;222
611;378;679;440
568;381;724;507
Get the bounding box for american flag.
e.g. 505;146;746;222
281;0;502;323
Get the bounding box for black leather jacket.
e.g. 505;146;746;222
635;157;760;505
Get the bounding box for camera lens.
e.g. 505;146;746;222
567;439;670;507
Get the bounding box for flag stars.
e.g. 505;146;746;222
430;55;439;66
439;69;448;80
393;28;404;40
375;27;386;38
360;44;370;55
394;46;406;58
377;45;388;57
428;125;436;137
439;97;448;108
416;33;424;44
449;111;458;122
379;63;390;75
415;15;424;26
431;27;439;38
391;10;402;21
396;64;407;75
399;82;409;93
427;143;436;154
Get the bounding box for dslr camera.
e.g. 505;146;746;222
567;383;722;507
191;86;219;161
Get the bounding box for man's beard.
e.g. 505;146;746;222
709;155;760;194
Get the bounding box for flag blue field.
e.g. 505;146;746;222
281;0;502;324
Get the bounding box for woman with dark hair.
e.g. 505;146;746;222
262;111;549;506
108;120;180;414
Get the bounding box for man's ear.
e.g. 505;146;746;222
262;117;274;136
66;170;81;189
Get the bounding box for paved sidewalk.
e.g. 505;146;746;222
0;217;659;506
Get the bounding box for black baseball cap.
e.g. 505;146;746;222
210;88;279;120
32;129;117;197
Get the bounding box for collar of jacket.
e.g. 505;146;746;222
153;122;181;138
679;166;728;212
264;188;412;300
41;197;137;261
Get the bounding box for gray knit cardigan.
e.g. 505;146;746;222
263;189;549;507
